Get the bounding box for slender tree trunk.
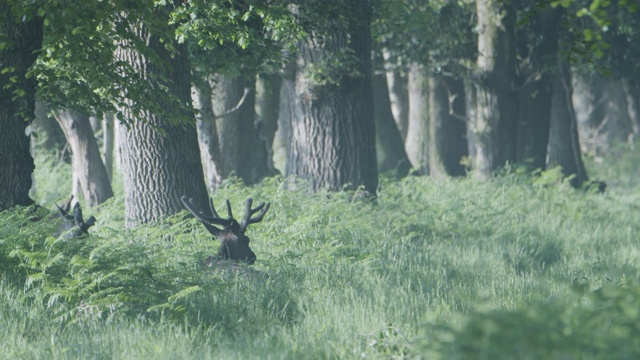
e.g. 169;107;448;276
473;0;518;179
547;59;588;188
516;8;560;170
406;63;430;174
274;77;292;173
255;73;282;174
102;112;114;182
373;72;410;177
465;77;477;165
383;50;409;142
286;2;378;193
54;109;113;206
0;4;43;210
192;80;224;191
428;75;468;178
622;79;640;142
116;22;208;228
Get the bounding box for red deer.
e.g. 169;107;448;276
180;195;270;267
55;199;96;238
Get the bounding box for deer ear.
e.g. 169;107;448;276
79;216;96;234
73;203;84;225
202;222;221;237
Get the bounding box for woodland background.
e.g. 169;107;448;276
1;0;640;358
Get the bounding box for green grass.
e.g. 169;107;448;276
2;151;640;359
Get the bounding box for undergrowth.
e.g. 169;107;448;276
1;150;639;358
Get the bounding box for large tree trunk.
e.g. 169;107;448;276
406;63;430;175
373;72;411;177
473;0;518;179
428;75;468;178
116;22;208;228
0;4;43;210
285;2;378;193
54;109;113;206
516;8;561;170
547;59;588;188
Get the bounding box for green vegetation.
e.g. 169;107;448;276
2;150;640;359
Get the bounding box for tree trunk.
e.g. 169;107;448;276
211;75;274;184
603;78;634;143
116;22;208;228
54;109;113;206
33;100;66;153
473;0;518;179
285;2;378;193
383;50;409;142
547;59;588;188
372;72;411;177
102;112;114;182
406;63;430;175
274;77;292;173
516;7;561;170
255;73;282;174
622;79;640;142
192;80;224;191
572;71;607;155
428;75;468;178
0;4;43;210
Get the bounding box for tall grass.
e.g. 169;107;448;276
1;150;639;359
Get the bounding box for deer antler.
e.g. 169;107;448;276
180;196;233;234
240;198;271;233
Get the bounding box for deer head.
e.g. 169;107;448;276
181;195;270;265
55;200;96;237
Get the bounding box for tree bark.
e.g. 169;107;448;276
473;0;518;179
285;2;378;193
547;59;588;188
0;4;43;210
116;22;208;228
406;63;430;175
428;75;468;178
372;72;410;177
54;109;113;206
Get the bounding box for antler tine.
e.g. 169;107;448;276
240;198;271;232
226;199;233;219
180;196;229;226
208;197;220;218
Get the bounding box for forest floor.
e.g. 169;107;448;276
1;145;639;359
